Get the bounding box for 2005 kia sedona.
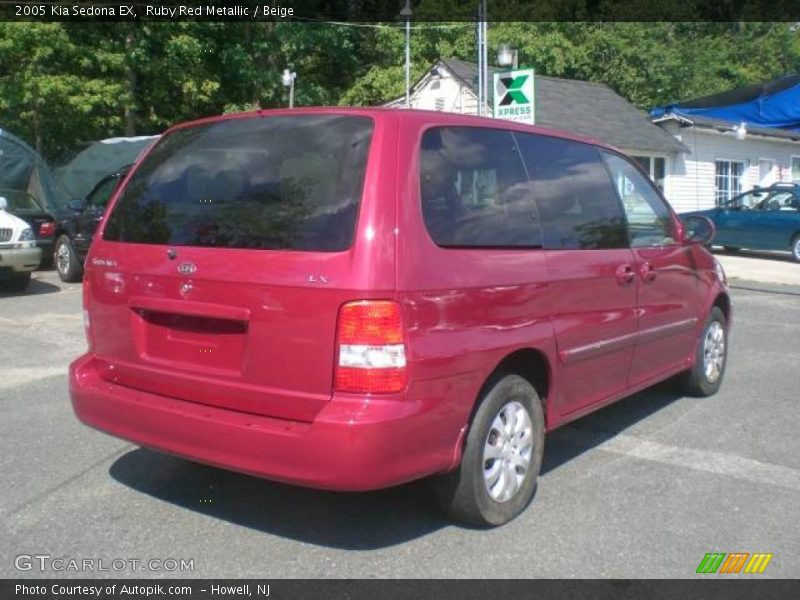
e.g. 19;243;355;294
70;108;730;526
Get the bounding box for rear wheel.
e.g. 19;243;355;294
0;272;32;292
677;306;727;397
55;234;83;282
434;374;545;527
791;234;800;263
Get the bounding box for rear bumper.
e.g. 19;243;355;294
0;246;42;273
69;354;457;491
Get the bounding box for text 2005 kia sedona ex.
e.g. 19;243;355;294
70;108;730;526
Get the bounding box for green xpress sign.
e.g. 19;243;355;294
493;68;535;125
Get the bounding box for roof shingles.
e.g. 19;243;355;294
439;58;686;154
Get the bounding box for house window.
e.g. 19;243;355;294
715;160;745;205
791;156;800;181
631;155;666;191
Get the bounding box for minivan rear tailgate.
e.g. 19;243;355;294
85;112;390;423
86;245;363;422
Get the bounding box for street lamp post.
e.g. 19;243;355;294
475;0;488;116
281;68;296;108
400;0;413;108
481;0;487;116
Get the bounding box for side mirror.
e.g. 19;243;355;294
0;196;7;211
682;215;715;245
67;198;84;212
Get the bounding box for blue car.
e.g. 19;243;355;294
683;184;800;262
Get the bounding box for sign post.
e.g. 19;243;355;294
493;68;535;125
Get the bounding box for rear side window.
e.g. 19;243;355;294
514;133;628;250
600;151;676;247
419;127;540;248
103;115;373;251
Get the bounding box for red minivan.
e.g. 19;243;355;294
70;108;730;526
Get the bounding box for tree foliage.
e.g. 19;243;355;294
0;21;798;162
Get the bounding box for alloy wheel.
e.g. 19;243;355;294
56;240;71;276
703;321;726;383
482;401;533;503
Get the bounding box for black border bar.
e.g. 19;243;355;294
3;0;800;22
4;579;800;600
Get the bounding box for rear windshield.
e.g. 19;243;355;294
103;115;373;251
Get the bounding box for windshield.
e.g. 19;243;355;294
103;115;374;252
727;189;799;211
725;190;762;209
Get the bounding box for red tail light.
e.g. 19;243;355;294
334;300;407;394
39;222;55;237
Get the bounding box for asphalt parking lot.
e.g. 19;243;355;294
1;267;799;579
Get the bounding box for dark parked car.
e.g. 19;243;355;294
53;165;130;282
0;188;56;267
683;183;800;261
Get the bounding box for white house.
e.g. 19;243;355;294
650;76;800;213
385;59;800;214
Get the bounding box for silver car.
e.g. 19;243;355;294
0;196;42;292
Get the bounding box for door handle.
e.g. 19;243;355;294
615;263;635;285
639;262;657;283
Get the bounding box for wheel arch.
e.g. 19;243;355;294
713;292;731;325
790;230;800;252
473;348;552;427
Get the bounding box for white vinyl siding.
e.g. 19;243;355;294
658;122;800;213
390;72;484;115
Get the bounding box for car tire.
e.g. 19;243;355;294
791;234;800;263
677;306;728;397
0;272;32;292
723;246;740;253
433;374;545;527
55;235;83;282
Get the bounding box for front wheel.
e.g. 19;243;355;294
677;306;728;397
791;234;800;263
55;235;83;282
434;374;545;527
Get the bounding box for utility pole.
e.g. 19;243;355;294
481;0;488;117
475;0;488;116
400;0;412;108
475;2;483;116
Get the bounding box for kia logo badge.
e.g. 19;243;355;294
177;262;196;276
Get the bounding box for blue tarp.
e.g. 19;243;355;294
650;75;800;131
